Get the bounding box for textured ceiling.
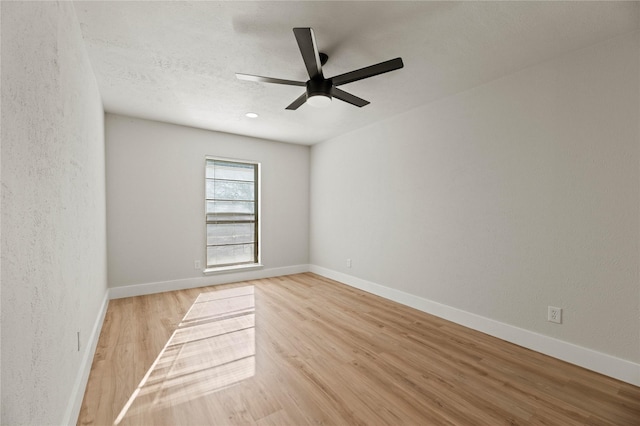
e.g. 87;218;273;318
74;1;639;145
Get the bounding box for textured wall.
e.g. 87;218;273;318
1;2;107;424
311;32;640;363
105;114;309;288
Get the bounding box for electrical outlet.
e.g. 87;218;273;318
194;260;201;270
548;306;562;324
346;258;352;268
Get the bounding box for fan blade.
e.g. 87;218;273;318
331;88;370;107
236;73;305;86
293;27;323;79
285;92;307;110
331;57;404;86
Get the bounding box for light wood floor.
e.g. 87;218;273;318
79;273;640;425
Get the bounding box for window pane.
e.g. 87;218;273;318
205;158;258;268
206;179;254;201
207;244;255;266
206;160;255;181
207;200;254;214
207;223;255;245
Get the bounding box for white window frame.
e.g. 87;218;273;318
203;156;262;274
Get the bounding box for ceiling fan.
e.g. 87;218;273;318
236;27;404;110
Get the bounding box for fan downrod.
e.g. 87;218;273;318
319;52;328;66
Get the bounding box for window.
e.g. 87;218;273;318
205;158;259;269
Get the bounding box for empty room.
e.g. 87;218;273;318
2;1;639;425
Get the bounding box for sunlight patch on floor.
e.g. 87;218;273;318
114;286;256;424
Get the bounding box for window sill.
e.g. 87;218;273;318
203;263;264;275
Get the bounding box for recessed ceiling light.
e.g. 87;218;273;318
245;112;258;118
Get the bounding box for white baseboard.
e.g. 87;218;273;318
309;265;640;387
62;290;110;425
108;264;310;299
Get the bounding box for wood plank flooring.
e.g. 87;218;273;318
78;273;640;425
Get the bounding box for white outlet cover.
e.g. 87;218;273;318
548;306;562;324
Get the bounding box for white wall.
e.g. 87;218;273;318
311;32;640;368
1;2;108;424
106;114;309;291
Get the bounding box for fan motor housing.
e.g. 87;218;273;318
306;79;333;100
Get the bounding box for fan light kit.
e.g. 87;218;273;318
237;27;404;110
307;94;331;108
